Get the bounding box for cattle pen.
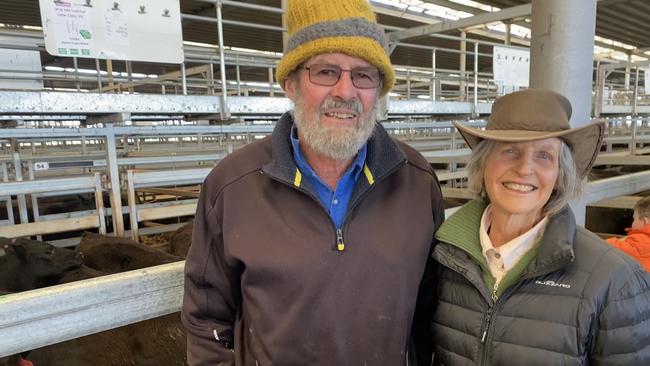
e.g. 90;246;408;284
1;117;650;356
3;156;650;355
2;0;650;360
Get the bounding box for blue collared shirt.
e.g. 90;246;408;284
290;126;367;229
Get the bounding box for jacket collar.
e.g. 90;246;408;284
435;199;576;280
262;112;406;195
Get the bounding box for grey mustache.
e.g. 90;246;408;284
320;98;363;113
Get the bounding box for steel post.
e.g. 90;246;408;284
216;1;229;119
530;0;597;225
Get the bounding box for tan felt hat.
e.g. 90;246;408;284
453;89;605;178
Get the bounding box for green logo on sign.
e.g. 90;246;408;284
58;48;67;55
70;49;79;55
80;29;92;39
82;49;90;55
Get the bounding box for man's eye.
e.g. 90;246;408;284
353;69;378;81
316;68;338;76
354;71;372;80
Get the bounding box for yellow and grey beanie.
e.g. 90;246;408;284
276;0;395;96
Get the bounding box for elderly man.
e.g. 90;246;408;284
181;0;444;364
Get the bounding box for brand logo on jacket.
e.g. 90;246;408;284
535;279;571;289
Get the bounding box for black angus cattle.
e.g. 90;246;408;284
0;237;81;293
1;234;187;366
76;232;182;272
169;222;193;259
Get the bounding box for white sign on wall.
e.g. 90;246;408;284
493;45;530;88
645;68;650;95
39;0;184;63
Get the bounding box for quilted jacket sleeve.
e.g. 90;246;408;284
412;170;445;366
590;261;650;365
181;183;240;366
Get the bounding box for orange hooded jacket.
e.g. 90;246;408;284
607;223;650;272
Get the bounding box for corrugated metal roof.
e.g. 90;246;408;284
0;0;646;92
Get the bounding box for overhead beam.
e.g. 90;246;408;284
597;0;637;5
421;0;490;15
404;0;635;55
387;4;531;42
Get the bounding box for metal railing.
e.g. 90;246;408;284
3;165;650;357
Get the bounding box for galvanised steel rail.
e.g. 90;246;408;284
3;166;650;357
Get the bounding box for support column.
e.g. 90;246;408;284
87;113;130;237
459;31;467;101
281;0;288;53
530;0;597;127
216;0;229;119
181;63;188;95
106;59;114;89
95;58;103;93
431;49;437;101
625;53;632;91
529;0;597;225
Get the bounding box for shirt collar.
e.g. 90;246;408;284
290;125;367;182
479;204;549;272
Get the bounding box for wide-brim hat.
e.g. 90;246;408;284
453;89;605;178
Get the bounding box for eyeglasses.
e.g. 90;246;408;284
301;64;382;89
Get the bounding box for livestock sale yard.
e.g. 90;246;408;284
2;0;650;364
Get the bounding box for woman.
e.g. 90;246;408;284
430;89;650;365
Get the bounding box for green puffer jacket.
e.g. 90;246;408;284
430;200;650;366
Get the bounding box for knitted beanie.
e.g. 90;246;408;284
276;0;395;96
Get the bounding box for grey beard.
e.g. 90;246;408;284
292;96;378;161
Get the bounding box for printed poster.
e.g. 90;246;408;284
104;5;129;46
493;45;530;88
39;0;184;63
51;1;94;57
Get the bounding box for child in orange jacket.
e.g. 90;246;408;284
607;196;650;272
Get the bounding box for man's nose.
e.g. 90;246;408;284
329;71;357;101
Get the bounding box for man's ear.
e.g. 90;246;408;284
643;216;650;226
284;74;297;101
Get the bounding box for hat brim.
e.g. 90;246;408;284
453;120;605;179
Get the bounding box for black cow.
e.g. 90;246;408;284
170;222;193;259
0;237;81;293
1;233;187;366
76;232;183;272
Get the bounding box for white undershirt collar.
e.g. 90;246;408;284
479;204;548;285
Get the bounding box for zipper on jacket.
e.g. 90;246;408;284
480;283;499;343
480;306;493;343
261;170;349;252
490;282;499;303
335;159;407;252
479;283;506;365
336;228;345;251
263;159;407;253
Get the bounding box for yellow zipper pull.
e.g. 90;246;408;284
336;228;345;251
